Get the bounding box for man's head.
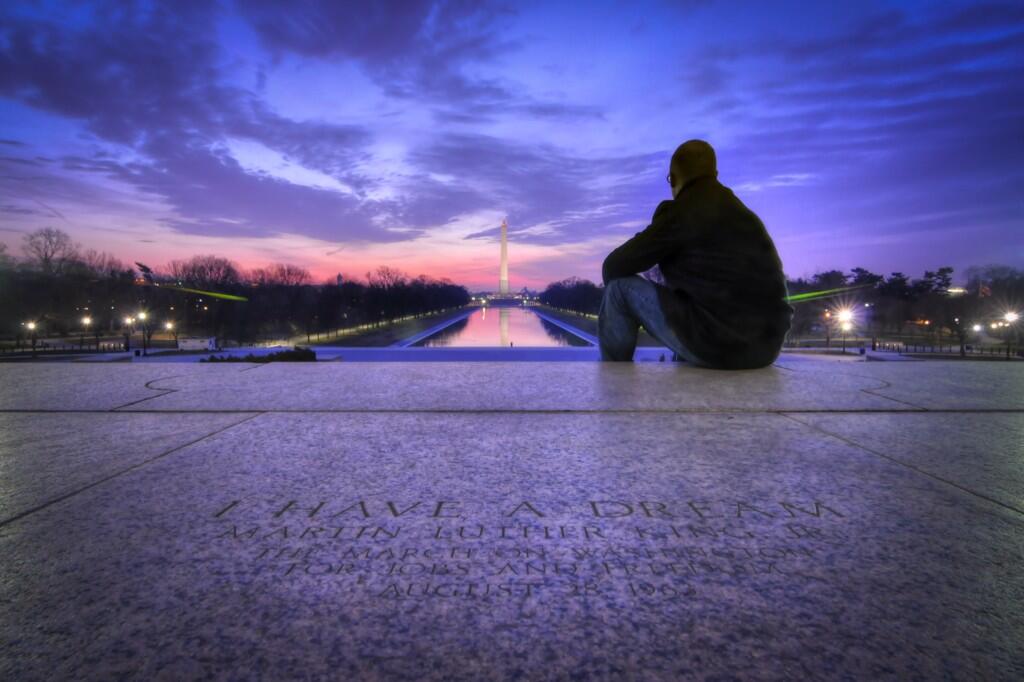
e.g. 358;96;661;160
669;139;717;198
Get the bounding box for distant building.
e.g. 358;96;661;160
499;217;510;295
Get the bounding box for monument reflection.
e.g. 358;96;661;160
415;307;589;347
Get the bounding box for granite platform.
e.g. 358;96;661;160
1;357;1022;680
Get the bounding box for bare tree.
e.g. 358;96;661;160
250;263;312;287
167;255;240;287
80;249;127;277
366;265;407;290
0;242;12;268
23;227;79;274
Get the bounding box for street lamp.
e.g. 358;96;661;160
122;316;134;352
165;321;178;348
25;321;38;356
1005;311;1020;359
972;324;982;332
836;309;854;352
80;316;92;350
137;311;149;356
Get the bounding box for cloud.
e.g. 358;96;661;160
0;2;396;242
660;2;1023;279
239;0;602;124
402;131;667;245
0;0;611;248
0;0;1021;282
696;3;1023;215
0;204;36;215
238;0;439;62
735;173;816;193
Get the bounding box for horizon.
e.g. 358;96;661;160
1;1;1022;291
0;223;1015;291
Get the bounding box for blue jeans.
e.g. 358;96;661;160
598;276;705;364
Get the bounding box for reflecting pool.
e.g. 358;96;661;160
413;307;590;347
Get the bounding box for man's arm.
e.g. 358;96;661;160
601;200;679;284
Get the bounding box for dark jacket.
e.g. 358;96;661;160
602;175;793;369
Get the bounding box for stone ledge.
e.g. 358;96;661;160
2;356;1022;413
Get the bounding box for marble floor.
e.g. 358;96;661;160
1;357;1022;679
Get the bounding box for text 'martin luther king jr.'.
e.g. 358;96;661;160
599;139;793;369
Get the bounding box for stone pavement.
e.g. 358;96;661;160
1;356;1022;680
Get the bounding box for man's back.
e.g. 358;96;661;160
602;176;792;368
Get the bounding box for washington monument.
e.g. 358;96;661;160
498;216;510;295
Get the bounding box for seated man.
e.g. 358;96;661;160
599;139;793;368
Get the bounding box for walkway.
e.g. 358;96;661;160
0;358;1022;678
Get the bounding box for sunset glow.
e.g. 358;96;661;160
1;1;1022;289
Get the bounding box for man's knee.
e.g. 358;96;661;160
601;279;622;313
604;277;625;297
603;276;641;303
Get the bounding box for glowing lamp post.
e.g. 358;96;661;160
137;312;149;356
840;321;852;353
26;321;38;357
1006;312;1019;359
80;316;91;350
836;309;854;353
123;316;134;352
165;321;178;348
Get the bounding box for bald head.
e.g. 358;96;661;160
669;139;717;197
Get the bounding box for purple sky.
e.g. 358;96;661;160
1;0;1022;289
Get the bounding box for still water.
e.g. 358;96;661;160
414;307;590;347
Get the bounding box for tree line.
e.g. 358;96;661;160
0;228;470;345
4;227;1019;348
